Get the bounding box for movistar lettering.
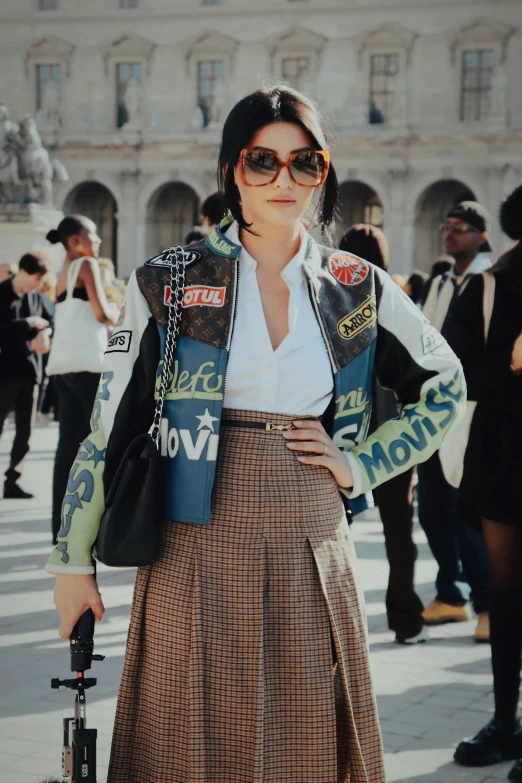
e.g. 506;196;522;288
358;380;462;485
160;418;219;462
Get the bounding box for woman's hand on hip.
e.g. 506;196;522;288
283;420;354;490
53;573;105;640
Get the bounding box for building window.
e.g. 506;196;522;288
197;60;225;127
460;49;494;122
202;0;222;4
39;0;57;8
36;64;62;115
369;54;398;124
281;57;310;91
120;0;138;6
116;62;142;128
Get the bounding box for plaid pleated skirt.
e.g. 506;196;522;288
107;409;384;783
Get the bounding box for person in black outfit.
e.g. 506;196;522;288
448;185;522;777
0;252;53;498
339;224;425;643
47;215;117;542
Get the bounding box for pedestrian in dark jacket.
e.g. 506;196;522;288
448;185;522;775
0;251;53;498
340;223;426;643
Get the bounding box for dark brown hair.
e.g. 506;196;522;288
217;85;339;237
339;224;389;271
18;251;50;276
500;184;522;241
46;215;91;250
201;192;227;226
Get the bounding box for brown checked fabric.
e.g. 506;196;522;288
107;409;384;783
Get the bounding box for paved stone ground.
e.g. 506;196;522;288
0;423;517;783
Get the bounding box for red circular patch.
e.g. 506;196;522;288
329;252;369;286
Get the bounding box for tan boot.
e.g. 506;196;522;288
422;600;471;625
475;612;490;643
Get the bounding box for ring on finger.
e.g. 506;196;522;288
323;444;328;457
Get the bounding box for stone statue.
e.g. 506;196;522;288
192;104;205;130
0;104;21;193
40;78;61;129
122;77;142;128
208;76;228;127
0;105;68;205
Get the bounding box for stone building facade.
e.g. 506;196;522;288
1;0;521;276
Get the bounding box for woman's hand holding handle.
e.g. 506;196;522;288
53;573;105;640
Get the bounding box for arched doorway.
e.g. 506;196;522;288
414;179;476;272
336;181;384;242
146;182;200;256
64;182;118;270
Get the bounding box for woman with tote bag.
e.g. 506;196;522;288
46;215;117;543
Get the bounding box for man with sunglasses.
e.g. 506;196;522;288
419;201;492;641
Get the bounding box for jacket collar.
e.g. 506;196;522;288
206;215;241;258
447;253;492;280
206;215;325;288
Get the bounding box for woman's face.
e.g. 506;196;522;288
234;122;318;231
69;220;101;259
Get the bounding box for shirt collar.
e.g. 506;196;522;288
447;253;492;280
224;221;309;288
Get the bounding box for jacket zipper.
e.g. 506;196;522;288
222;258;240;398
307;278;338;374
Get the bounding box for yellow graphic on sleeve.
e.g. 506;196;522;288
47;418;107;571
350;370;466;495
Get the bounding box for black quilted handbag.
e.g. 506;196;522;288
93;248;186;567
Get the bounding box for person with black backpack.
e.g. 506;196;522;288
418;202;492;642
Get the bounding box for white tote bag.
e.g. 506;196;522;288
46;258;108;375
439;271;495;488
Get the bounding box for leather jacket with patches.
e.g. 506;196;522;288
47;217;466;574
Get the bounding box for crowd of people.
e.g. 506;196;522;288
1;83;521;782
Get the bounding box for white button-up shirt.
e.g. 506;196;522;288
223;222;334;415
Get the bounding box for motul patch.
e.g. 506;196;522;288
164;284;227;308
329;252;369;286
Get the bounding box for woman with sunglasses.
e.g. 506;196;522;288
46;86;465;783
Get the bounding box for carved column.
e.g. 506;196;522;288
385;165;412;275
118;167;143;278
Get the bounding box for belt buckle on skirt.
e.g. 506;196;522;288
265;422;296;431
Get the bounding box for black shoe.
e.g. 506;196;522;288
454;718;522;767
3;482;34;499
509;759;522;782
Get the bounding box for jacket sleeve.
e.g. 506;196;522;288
46;271;156;574
342;269;466;498
0;319;35;347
